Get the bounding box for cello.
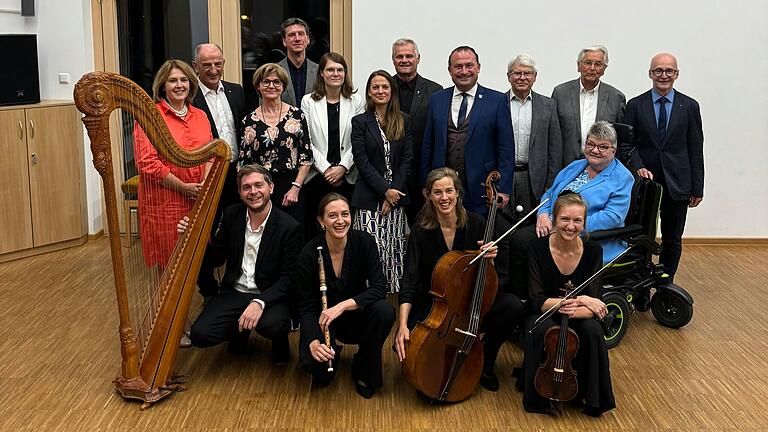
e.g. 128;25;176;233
402;172;502;402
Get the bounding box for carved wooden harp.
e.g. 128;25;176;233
73;72;231;408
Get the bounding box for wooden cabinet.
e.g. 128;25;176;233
0;101;87;261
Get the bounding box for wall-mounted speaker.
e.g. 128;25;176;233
21;0;35;17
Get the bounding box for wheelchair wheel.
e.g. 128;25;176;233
651;290;693;328
602;292;630;349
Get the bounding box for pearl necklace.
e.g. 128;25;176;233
165;99;188;117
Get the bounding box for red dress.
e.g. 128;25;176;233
133;100;213;268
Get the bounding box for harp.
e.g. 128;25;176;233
73;72;231;408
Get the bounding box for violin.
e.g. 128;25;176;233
534;281;580;402
402;172;502;402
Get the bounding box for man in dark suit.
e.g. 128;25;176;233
552;45;625;166
184;164;302;363
503;54;562;224
391;38;442;225
192;43;247;297
621;53;704;280
277;18;318;107
421;46;514;215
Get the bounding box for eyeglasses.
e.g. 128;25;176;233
581;60;606;69
584;141;614;153
508;71;535;78
260;79;283;88
650;68;678;77
324;67;346;75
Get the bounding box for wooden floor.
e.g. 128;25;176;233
1;238;767;431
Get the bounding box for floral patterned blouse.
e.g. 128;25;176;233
239;105;313;173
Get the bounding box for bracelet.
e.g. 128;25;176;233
291;181;302;189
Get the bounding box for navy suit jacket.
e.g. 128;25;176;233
421;85;514;214
621;89;704;200
350;111;413;211
192;80;247;151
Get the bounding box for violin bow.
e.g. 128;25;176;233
463;198;550;270
529;244;636;332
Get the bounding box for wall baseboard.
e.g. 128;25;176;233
682;237;768;245
88;230;104;241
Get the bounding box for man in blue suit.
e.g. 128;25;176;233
421;46;514;215
621;53;704;281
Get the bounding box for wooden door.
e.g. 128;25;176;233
26;105;85;246
0;109;34;254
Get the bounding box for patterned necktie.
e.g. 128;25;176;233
457;92;468;128
657;96;668;141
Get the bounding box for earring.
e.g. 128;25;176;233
321;225;326;230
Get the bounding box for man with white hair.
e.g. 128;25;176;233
504;54;562;224
552;45;625;165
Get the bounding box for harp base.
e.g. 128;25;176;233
113;376;181;409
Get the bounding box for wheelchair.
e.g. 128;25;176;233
590;125;695;349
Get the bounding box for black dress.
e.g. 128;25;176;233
521;235;615;416
295;230;395;390
400;213;523;373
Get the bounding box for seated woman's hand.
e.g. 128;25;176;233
477;241;498;260
309;339;336;363
319;303;346;332
576;295;608;319
182;182;202;199
395;325;410;363
176;216;190;234
536;213;553;237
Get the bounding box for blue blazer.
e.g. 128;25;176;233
420;85;514;215
538;158;633;262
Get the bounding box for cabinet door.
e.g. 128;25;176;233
27;105;85;246
0;109;34;254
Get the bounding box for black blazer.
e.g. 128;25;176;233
205;203;301;306
621;89;704;200
192;80;248;150
350;111;413;211
398;74;443;194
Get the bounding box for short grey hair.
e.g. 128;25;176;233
507;53;537;74
194;43;224;62
586;121;617;147
577;44;609;65
392;38;420;59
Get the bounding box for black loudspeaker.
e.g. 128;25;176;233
0;34;40;106
21;0;35;17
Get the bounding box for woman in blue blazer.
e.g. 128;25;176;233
351;70;413;293
535;121;633;262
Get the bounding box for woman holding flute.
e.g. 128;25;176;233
295;193;395;398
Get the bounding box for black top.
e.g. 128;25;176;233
204;203;301;306
527;235;603;314
327;101;341;165
400;212;500;321
295;230;387;343
395;75;415;114
239;105;313;173
286;59;308;109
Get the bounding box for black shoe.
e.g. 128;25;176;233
271;336;291;365
480;371;500;392
355;380;375;399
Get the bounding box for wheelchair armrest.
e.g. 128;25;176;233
627;234;662;255
590;224;643;241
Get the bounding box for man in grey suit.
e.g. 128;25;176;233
391;38;443;225
503;54;562;224
277;18;318;107
552;45;625;166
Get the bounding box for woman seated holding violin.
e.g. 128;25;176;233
396;167;524;392
295;193;395;399
520;192;615;416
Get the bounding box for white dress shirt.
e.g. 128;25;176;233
579;80;600;148
199;79;237;161
234;204;272;308
451;84;478;127
510;91;533;164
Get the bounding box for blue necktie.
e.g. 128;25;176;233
457;92;468;128
657;96;668;141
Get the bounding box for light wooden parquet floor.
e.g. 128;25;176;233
1;238;767;431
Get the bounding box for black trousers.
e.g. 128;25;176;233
300;299;395;389
190;289;291;348
507;224;538;300
409;291;524;373
520;314;615;416
270;171;306;228
197;161;240;297
657;176;689;279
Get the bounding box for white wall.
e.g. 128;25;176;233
353;0;768;238
1;0;101;234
